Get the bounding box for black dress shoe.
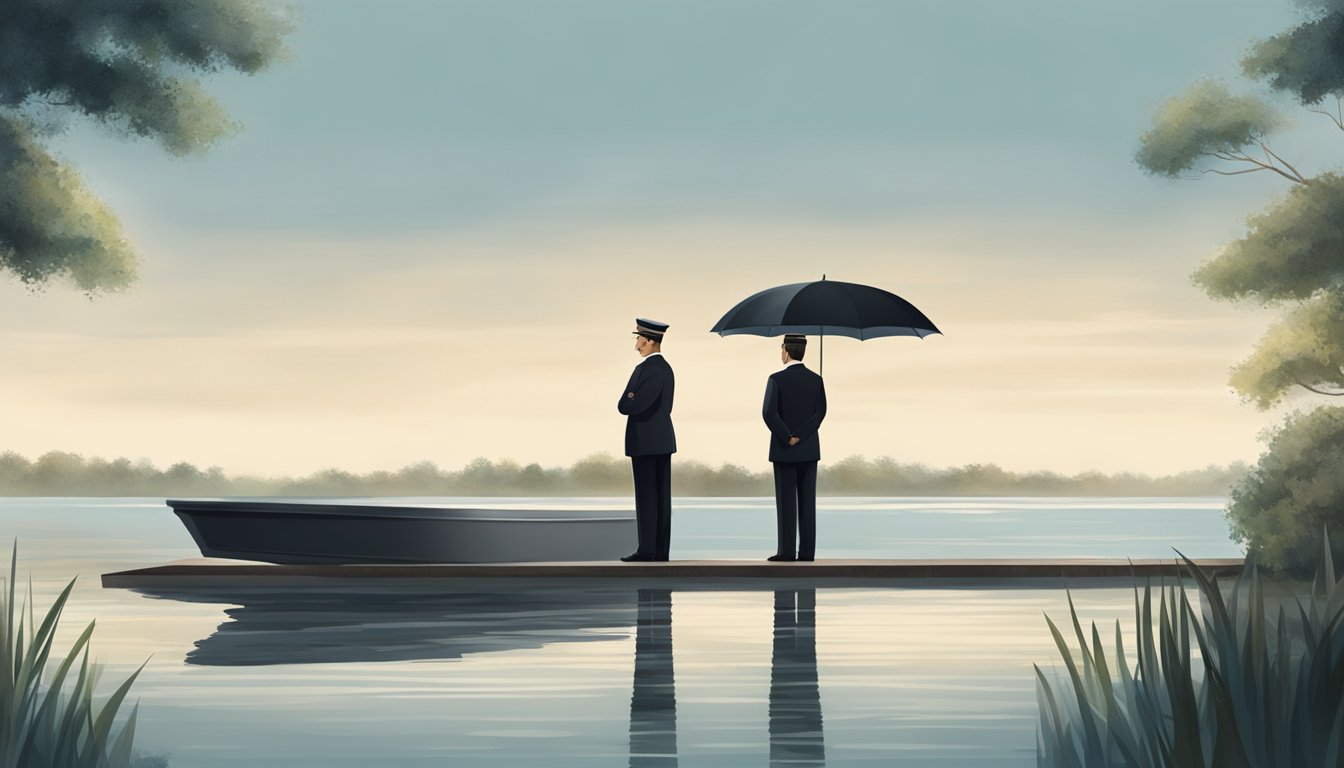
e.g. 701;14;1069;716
620;553;655;562
797;556;815;562
766;554;796;562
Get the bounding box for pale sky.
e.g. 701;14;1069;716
0;0;1326;476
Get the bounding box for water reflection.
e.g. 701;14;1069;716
629;589;678;767
129;585;637;665
623;588;827;767
132;584;830;764
770;589;826;766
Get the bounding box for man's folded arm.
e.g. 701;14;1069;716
619;367;663;415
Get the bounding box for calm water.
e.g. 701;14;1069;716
1;496;1240;767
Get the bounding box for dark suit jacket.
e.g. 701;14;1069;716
762;363;827;463
618;354;677;457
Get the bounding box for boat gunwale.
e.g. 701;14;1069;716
168;498;636;523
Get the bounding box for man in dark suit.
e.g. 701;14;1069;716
762;334;827;562
618;318;676;562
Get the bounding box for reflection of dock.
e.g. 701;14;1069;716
102;558;1244;588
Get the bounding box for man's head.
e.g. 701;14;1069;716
632;318;668;357
634;333;661;357
781;334;807;363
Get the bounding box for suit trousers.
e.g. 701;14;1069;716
773;461;818;560
631;454;673;560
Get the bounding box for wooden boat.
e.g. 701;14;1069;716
169;498;637;564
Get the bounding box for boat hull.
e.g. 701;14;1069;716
169;499;638;564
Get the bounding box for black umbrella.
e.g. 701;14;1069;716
709;276;940;375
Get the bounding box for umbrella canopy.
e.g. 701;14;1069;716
710;278;940;339
710;277;940;375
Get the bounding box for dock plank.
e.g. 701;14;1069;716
101;557;1245;588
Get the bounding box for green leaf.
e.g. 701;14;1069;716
16;620;95;767
90;661;146;756
108;703;139;768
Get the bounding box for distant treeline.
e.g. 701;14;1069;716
0;450;1247;497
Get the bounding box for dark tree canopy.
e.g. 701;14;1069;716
1243;4;1344;105
0;0;291;292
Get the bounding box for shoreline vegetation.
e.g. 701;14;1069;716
1038;542;1344;765
0;450;1245;497
1;544;163;768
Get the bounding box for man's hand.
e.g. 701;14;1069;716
788;436;800;446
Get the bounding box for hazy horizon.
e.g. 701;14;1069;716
0;447;1248;497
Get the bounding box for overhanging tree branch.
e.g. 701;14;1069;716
1258;141;1309;184
1201;167;1279;178
1204;148;1310;185
1295;379;1344;396
1307;98;1344;131
0;2;291;293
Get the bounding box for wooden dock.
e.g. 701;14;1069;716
101;557;1245;588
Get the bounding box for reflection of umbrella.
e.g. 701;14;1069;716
709;275;940;374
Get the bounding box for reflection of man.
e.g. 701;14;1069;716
618;318;676;562
769;589;825;767
762;335;827;562
629;588;677;767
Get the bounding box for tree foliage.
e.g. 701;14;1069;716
0;119;136;290
1136;80;1284;178
1242;1;1344;105
1229;292;1344;408
0;0;292;292
0;449;1245;497
1137;0;1344;571
1193;173;1344;304
1226;407;1344;573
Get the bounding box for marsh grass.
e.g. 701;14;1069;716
0;544;146;768
1036;538;1344;767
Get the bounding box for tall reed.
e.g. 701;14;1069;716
0;544;145;768
1036;537;1344;767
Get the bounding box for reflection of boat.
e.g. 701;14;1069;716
131;584;638;666
169;498;636;564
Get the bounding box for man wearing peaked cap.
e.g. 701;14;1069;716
762;334;827;562
617;318;677;562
